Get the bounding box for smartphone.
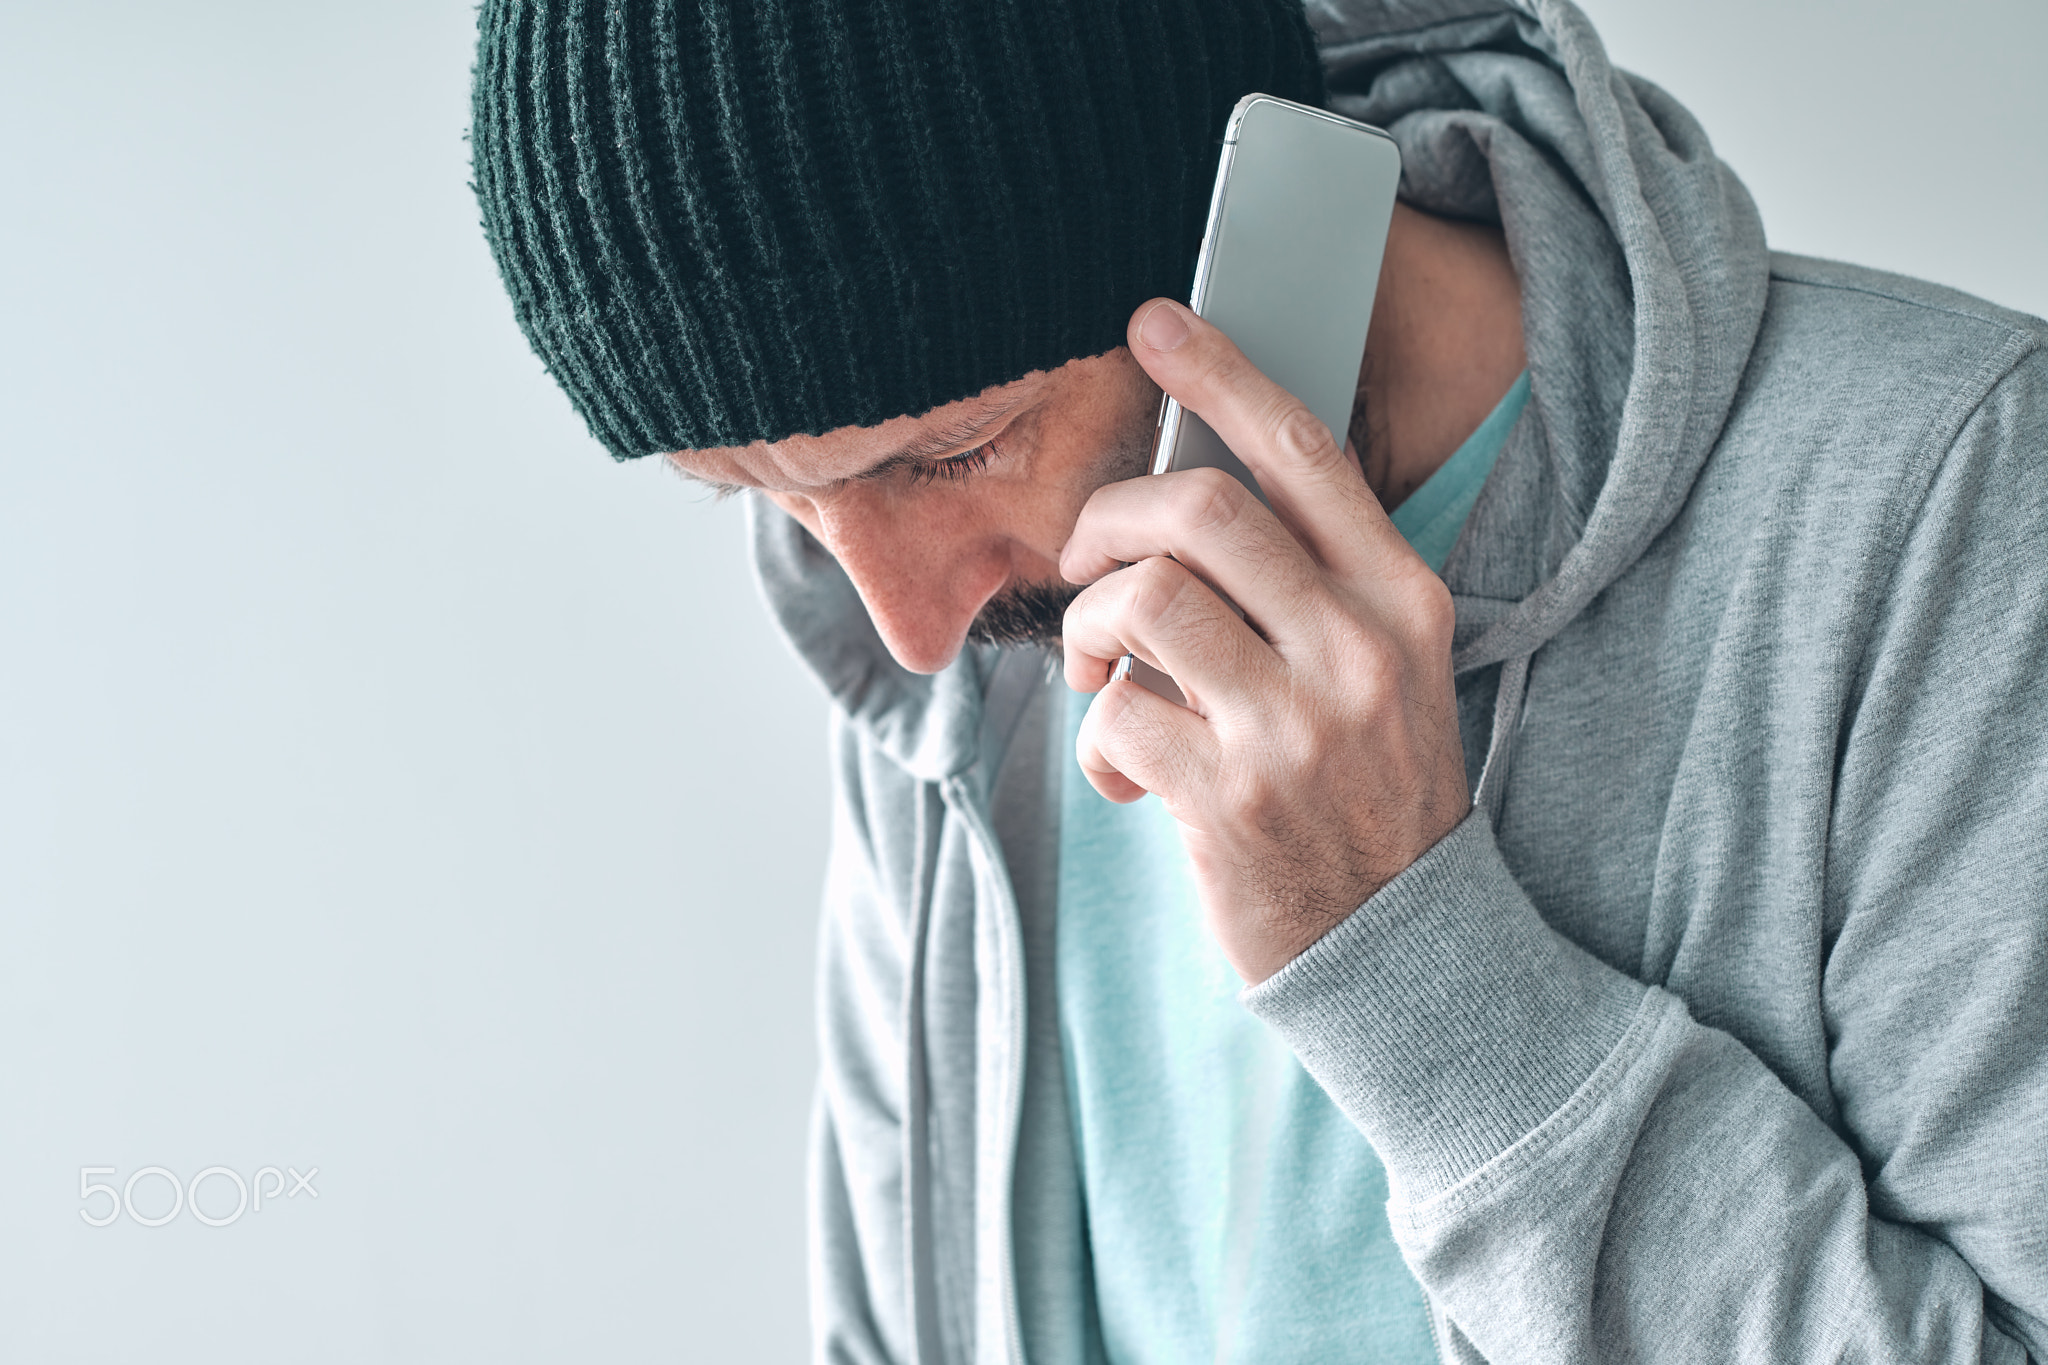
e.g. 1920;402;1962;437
1113;95;1403;703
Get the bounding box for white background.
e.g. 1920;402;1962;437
1;1;2041;1360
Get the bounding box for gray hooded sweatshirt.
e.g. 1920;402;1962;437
747;1;2048;1361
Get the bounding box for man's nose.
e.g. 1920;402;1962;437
815;492;1009;675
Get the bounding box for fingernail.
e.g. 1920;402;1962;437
1137;300;1189;352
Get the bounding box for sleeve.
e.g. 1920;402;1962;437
1242;349;2048;1364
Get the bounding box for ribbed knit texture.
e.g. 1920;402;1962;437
471;0;1325;460
1241;811;1647;1202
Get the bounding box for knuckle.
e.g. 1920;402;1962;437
1168;467;1250;539
1379;564;1456;650
1411;574;1456;645
1320;608;1402;693
1125;555;1241;657
1351;640;1406;702
1065;572;1117;624
1269;401;1339;467
1124;555;1192;624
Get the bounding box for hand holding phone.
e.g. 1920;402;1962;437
1058;99;1470;984
1113;95;1402;703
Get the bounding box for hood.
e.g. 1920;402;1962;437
751;0;1769;780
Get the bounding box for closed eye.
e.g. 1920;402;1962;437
906;437;1002;487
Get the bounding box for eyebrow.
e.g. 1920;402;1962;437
669;398;1017;497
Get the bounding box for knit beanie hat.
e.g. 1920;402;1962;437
470;0;1325;460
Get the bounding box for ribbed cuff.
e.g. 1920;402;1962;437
1242;810;1646;1202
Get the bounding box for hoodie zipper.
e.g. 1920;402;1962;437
903;783;947;1365
946;779;1031;1365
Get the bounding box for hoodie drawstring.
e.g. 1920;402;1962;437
1472;650;1533;825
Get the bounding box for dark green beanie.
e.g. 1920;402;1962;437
471;0;1325;460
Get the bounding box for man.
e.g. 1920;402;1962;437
471;0;2048;1360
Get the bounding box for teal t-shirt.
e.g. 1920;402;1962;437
1056;372;1529;1364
